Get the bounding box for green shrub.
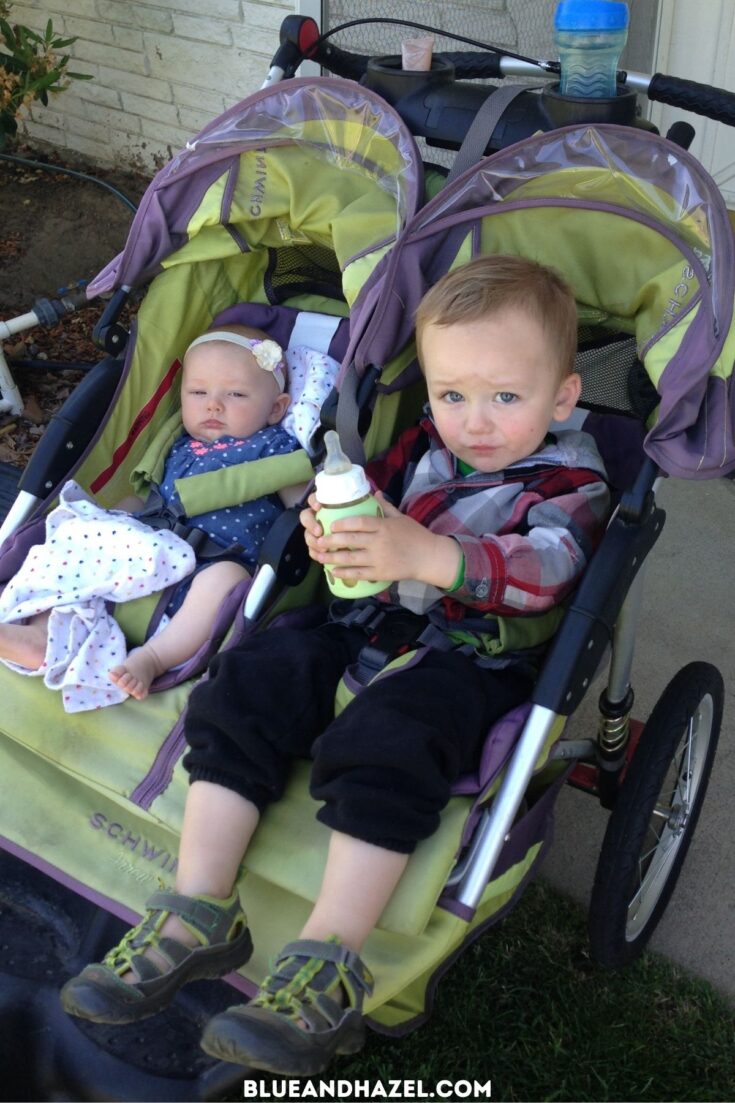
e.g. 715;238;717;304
0;1;91;147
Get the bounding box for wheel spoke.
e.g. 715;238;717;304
680;719;695;804
625;694;716;939
628;839;678;923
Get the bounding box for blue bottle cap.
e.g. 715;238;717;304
554;0;629;31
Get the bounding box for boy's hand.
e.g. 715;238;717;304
299;491;462;590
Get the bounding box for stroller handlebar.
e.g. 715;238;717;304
276;16;735;133
647;72;735;128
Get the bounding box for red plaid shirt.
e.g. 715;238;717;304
367;416;610;625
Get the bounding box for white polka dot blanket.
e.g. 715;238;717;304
0;480;195;713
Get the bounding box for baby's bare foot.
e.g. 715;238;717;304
0;618;48;671
109;646;162;700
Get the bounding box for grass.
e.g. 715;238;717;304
265;882;735;1102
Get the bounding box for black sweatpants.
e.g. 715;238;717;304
183;621;533;854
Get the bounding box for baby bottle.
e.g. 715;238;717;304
314;430;390;599
553;0;629;99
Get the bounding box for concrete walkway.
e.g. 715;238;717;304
542;474;735;1000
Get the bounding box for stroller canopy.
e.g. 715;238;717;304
88;77;423;309
346;124;735;479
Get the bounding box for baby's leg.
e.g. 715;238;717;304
200;830;408;1072
300;831;409;952
0;610;51;671
109;560;249;699
60;780;262;1021
126;780;261;974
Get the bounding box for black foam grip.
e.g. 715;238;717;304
313;41;370;80
648;73;735;127
441;51;504;79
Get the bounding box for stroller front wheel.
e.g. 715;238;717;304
587;662;723;968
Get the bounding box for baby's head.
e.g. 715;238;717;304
181;324;290;443
414;255;581;471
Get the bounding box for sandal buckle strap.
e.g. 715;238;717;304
145;890;241;941
276;939;374;996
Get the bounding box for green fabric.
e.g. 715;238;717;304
162;143;408;309
0;621;556;1030
447;606;565;658
112;592;162;649
473;203;706;386
243;758;471;939
364;840;544;1029
130;411;184;499
175;449;314;515
130;413;315;512
447;551;465;593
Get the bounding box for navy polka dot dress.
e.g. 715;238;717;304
158;426;299;571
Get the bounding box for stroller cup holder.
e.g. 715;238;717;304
541;83;639;128
363;61;649;158
364;54;456;105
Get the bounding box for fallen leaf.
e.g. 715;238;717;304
21;394;44;423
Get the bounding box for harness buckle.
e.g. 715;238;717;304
352;609;430;687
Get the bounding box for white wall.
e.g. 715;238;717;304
651;0;735;208
15;0;295;171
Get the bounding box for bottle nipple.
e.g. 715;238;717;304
315;430;370;505
323;430;353;475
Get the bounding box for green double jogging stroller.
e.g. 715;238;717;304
0;14;733;1100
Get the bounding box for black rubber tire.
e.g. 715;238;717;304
588;662;723;968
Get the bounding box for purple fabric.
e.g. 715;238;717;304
0;515;46;583
451;703;532;796
212;302;350;363
147;576;251;693
346;123;735;479
87;77;422;299
366;774;566;1039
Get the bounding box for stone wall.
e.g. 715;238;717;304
14;0;294;171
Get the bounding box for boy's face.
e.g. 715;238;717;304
181;342;289;443
421;307;581;472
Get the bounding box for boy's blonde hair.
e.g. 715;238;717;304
415;255;578;379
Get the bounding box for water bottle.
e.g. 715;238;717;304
554;0;629;99
314;431;390;599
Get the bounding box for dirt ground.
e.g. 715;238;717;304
0;149;150;312
0;147;152;465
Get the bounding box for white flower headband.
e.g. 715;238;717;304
185;331;287;390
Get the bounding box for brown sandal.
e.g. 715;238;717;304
60;887;252;1024
200;937;373;1077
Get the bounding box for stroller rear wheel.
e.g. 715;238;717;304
588;662;722;968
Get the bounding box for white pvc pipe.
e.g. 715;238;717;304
0;347;24;416
0;311;40;340
0;309;42;416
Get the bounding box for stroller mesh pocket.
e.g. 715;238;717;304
576;331;640;414
264;244;345;305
